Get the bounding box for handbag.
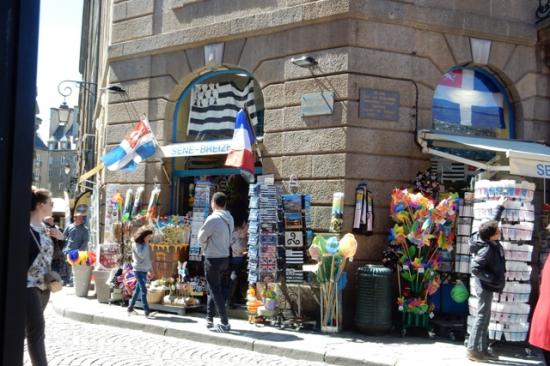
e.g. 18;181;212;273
30;228;63;292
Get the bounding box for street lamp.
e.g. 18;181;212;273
290;55;318;68
58;102;70;126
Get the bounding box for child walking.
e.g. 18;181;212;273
127;226;154;317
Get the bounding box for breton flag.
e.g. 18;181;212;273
101;118;157;171
188;80;257;138
225;109;255;182
432;69;505;129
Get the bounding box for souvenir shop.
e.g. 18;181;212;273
382;129;550;342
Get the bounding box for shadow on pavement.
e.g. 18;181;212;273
228;329;303;342
151;315;197;323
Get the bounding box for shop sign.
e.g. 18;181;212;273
160;139;232;157
359;88;400;121
301;92;334;116
510;158;550;178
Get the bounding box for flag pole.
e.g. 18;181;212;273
141;114;172;186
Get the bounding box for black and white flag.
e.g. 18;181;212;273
187;80;257;138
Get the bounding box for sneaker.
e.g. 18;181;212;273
216;323;231;333
206;319;214;329
482;350;498;361
127;307;137;316
144;310;156;318
467;350;488;362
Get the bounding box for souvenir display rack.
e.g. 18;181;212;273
467;180;536;342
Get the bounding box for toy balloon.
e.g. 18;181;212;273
325;236;339;254
338;233;358;258
308;244;321;261
451;280;469;303
312;235;327;255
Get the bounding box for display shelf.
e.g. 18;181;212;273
467;180;535;342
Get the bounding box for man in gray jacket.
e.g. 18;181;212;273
198;192;234;332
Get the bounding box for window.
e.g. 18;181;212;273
432;67;513;139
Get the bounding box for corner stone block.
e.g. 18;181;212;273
283;75;350;107
489;41;516;72
283;128;346;154
262;108;284;133
113;0;154;23
261;157;282;179
223;39;246;65
347;127;423;158
414;30;455;73
351;21;415;55
152;50;190;81
111;15;154;44
262;84;286;109
296;179;346;204
110;56;152;83
281;155;312;179
185;46;204;73
347;153;429;181
311;153;346;178
504;45;537;83
444;34;472;65
253;59;285;89
261;132;283;156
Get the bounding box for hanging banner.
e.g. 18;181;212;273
509;151;550;179
160;139;232;158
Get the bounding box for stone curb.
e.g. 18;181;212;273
51;301;394;366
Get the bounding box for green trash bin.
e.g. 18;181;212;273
355;265;393;333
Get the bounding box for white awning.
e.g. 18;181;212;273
417;130;550;179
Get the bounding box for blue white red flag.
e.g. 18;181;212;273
432;69;505;129
225;109;255;182
102;118;157;171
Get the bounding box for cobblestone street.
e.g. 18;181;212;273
23;307;331;366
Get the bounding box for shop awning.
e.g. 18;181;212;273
417;130;550;179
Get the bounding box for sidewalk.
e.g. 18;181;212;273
51;288;544;366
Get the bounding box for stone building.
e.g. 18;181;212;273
81;1;550;324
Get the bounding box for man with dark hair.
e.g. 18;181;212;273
467;195;507;362
198;192;234;332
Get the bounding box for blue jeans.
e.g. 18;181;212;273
129;271;149;312
467;285;493;353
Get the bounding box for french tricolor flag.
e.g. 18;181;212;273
102;118;157;171
225;109;255;182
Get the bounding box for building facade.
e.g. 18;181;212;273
33;105;49;189
81;0;550;324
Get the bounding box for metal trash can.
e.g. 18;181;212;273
355;264;393;333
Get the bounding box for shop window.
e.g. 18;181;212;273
432;67;514;139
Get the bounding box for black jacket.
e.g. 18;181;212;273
469;205;506;293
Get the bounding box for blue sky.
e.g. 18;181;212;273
36;0;84;141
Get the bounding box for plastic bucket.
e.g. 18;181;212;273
73;264;92;297
93;270;111;303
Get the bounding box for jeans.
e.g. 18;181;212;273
204;257;230;325
467;285;493;353
129;271;149;312
26;287;50;366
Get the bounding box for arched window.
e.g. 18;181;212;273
173;69;264;143
432;67;514;139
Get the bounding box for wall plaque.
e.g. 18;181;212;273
301;91;335;117
359;88;400;121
